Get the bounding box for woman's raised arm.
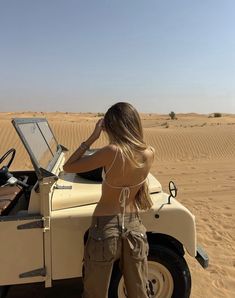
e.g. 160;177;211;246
63;118;108;173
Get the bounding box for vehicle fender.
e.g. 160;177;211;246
140;192;197;257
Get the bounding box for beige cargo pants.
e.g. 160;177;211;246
82;213;149;298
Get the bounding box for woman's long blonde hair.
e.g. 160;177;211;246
104;102;153;210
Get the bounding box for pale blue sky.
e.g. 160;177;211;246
0;0;234;113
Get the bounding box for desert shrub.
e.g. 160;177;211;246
169;111;177;120
213;112;222;118
161;122;169;128
97;112;105;117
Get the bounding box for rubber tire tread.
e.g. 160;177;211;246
148;245;191;298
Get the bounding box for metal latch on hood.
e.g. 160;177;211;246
54;184;72;190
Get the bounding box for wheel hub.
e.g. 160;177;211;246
118;261;174;298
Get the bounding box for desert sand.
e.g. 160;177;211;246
0;111;234;298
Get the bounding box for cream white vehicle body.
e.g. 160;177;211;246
0;118;208;298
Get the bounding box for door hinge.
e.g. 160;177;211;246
43;216;50;232
19;267;46;278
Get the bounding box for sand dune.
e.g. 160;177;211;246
0;112;235;297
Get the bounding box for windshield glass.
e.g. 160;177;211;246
13;119;59;171
37;121;58;156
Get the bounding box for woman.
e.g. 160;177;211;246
63;102;155;298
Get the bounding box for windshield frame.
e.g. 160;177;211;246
12;118;62;177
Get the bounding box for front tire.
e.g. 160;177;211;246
109;245;191;298
147;245;191;298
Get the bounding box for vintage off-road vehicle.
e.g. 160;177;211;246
0;118;208;298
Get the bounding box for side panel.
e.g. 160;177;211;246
0;216;45;285
51;219;83;279
50;205;95;280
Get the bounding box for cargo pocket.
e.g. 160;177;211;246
128;229;149;260
86;228;118;262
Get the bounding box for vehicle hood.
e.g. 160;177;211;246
51;172;162;211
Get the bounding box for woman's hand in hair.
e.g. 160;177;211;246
91;118;104;140
63;118;105;172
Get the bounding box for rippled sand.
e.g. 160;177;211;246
1;112;235;298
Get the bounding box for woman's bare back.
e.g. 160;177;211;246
93;145;154;216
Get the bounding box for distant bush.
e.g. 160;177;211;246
161;122;169;128
213;113;222;118
97;112;105;117
169;111;177;120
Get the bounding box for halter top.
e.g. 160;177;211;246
102;147;147;230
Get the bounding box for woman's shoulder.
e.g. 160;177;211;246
98;144;119;162
103;144;119;154
98;144;117;152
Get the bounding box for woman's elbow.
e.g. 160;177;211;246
63;163;79;173
63;162;71;172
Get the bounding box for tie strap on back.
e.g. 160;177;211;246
119;187;131;230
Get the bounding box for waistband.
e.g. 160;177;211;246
91;212;140;226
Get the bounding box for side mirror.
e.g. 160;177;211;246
168;181;177;204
